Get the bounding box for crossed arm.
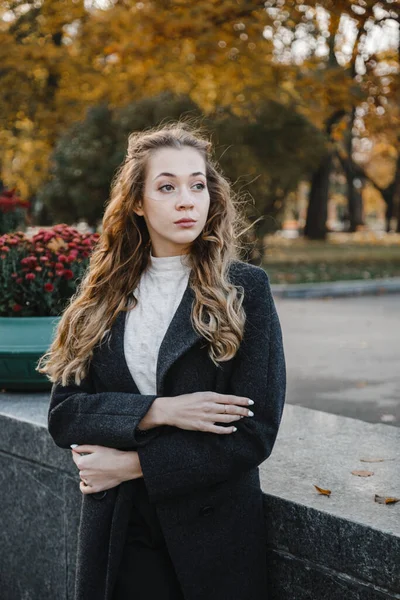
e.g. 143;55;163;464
48;269;286;503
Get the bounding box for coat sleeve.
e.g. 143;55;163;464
137;269;286;503
47;365;166;450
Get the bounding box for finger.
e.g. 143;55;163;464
207;424;238;434
79;481;90;494
214;404;253;417
213;414;243;423
215;394;254;407
79;481;96;494
228;395;254;406
71;445;96;453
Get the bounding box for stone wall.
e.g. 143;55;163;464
0;395;399;600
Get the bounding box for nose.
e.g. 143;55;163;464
176;189;195;209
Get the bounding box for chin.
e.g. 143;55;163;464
172;230;199;242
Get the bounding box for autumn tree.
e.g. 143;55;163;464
2;0;398;236
261;0;399;238
39;91;324;234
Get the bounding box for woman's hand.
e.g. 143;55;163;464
154;391;255;434
71;445;143;495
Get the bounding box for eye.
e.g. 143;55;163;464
158;182;206;192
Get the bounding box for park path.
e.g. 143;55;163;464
274;294;400;427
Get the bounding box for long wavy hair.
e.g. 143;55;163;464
37;119;257;386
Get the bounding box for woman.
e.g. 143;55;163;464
38;121;286;600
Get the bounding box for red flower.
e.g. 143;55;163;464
44;283;54;292
57;254;68;262
21;256;37;266
63;269;74;280
12;304;23;312
16;277;23;284
25;273;36;280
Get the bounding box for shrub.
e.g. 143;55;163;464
0;189;30;234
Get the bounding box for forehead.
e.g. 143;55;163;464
146;146;206;177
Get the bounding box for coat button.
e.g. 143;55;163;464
199;505;214;517
92;491;108;500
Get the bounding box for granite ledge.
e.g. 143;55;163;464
0;392;399;536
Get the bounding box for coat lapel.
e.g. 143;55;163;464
104;281;203;396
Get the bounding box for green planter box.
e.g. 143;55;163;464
0;316;61;391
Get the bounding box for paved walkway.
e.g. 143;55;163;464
274;294;400;427
271;277;400;298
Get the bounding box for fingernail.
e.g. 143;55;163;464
248;400;254;405
248;410;254;417
232;427;237;432
70;444;78;449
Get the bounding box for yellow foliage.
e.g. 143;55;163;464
0;0;398;202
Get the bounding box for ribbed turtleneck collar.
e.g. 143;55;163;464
148;251;191;274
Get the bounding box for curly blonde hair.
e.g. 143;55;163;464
37;119;257;386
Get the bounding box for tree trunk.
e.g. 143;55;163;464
304;152;332;240
337;149;364;231
344;106;364;231
304;109;346;240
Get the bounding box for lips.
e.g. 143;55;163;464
175;219;197;224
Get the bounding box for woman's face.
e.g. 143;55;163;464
135;146;210;257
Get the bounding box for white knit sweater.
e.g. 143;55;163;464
123;252;192;395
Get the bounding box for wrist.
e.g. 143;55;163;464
121;451;142;481
153;396;172;427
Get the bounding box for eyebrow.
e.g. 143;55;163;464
153;171;206;181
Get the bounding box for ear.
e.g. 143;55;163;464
133;202;144;217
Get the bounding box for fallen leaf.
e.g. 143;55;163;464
374;495;400;505
360;458;385;463
351;470;374;477
314;485;331;496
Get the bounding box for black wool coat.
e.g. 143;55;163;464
48;260;286;600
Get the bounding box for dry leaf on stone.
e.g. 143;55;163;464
355;381;367;388
351;470;374;477
314;485;331;496
374;495;400;505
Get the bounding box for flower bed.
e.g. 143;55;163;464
0;224;100;317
